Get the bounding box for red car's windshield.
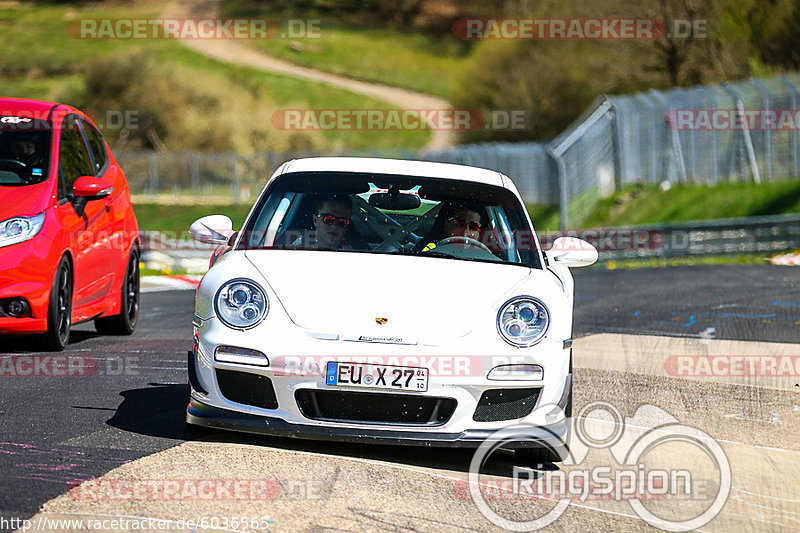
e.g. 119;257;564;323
0;119;52;186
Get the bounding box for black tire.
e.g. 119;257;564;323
95;247;140;335
43;256;72;351
515;382;572;467
516;445;567;466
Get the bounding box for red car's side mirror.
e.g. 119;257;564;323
72;176;113;199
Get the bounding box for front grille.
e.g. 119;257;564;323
296;389;457;426
473;388;540;422
216;369;278;410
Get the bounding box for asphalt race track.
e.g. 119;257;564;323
573;264;800;343
1;264;798;532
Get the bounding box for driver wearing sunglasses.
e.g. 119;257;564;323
292;196;352;250
420;206;483;252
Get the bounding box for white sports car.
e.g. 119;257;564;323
187;157;596;463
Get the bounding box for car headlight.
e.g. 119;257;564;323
214;279;268;329
0;212;44;249
497;297;550;347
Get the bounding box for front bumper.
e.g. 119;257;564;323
0;239;55;334
187;395;569;449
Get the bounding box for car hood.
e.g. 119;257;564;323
244;249;533;340
0;182;52;221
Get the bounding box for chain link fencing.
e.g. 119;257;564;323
119;72;800;235
548;72;800;229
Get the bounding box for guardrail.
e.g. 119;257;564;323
586;213;800;260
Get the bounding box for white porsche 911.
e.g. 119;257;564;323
186;157;597;463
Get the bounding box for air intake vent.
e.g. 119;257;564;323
216;369;278;410
473;388;540;422
296;389;456;426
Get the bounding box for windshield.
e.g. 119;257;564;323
237;171;542;269
0;118;52;186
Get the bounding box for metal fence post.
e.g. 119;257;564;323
230;152;240;204
779;75;799;177
650;89;687;183
189;152;199;194
607;101;622;191
697;86;719;183
751;78;773;180
633;93;656;182
683;89;698;180
723;83;760;183
547;147;568;232
148;152;158;196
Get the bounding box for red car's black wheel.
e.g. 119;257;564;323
95;247;140;335
44;256;72;351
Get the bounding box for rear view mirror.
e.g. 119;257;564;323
369;192;421;211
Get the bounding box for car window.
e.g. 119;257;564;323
0;117;52;186
81;120;107;174
238;171;542;269
59;116;93;194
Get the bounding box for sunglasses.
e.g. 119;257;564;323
318;213;351;227
448;216;481;231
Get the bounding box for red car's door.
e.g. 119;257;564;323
79;117;124;295
56;115;115;320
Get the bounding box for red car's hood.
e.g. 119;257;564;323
0;182;53;220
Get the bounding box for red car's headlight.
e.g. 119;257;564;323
0;212;44;249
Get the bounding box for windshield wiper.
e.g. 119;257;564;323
388;249;454;259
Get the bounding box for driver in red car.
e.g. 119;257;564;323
8;134;43;167
420;205;484;252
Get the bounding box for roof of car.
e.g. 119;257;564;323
0;98;62;118
281;157;507;187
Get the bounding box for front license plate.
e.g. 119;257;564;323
326;362;428;392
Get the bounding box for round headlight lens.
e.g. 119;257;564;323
215;279;268;329
497;297;549;347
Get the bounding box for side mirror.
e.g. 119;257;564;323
189;215;233;245
72;176;113;200
546;236;598;267
71;176;113;216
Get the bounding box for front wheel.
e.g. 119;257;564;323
515;442;568;466
95;247;139;335
43;257;72;351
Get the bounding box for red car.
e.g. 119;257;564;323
0;98;140;350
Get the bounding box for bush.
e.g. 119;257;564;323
61;49;322;154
